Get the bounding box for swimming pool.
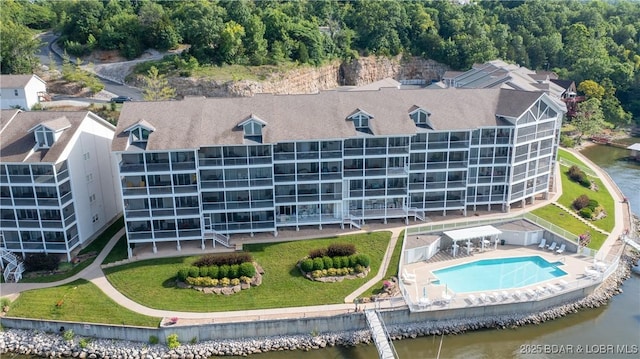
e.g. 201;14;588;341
432;256;567;293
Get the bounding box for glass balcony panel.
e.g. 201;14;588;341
344;149;362;156
201;181;225;189
128;232;153;240
198;158;223;167
18;220;40;228
252;200;274;208
1;220;16;227
298;194;319;202
226;201;250;209
202;203;225;210
13;198;36;206
41;220;63;228
33;175;55;184
123;188;147;196
152;209;174;217
64;214;76;226
249;157;272;165
365;169;386;176
275;195;296;203
224;158;248;166
37;198;59;206
120;163;145;172
172;162;196;171
154;230;176;239
250;179;272;187
273;153;295;161
174;185;198;193
148;187;172;195
9;175;31;183
126;209;150;218
146;163;170;172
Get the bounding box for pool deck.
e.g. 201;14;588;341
401;244;607;311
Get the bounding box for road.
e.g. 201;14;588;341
37;32;144;101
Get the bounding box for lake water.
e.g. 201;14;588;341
238;143;640;359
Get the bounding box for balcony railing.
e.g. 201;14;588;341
33;175;55;184
126;209;150;218
120;163;145;173
172;161;196;170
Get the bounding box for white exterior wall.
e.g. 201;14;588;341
61;116;120;245
0;77;46;110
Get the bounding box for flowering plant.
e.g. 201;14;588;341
169;317;178;324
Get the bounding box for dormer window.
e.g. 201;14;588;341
409;108;432;129
34;127;54;148
237;114;267;143
124;120;156;149
347;110;373;134
130;127;150;142
28;117;71;150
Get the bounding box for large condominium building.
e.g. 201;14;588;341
1;110;121;264
112;87;565;255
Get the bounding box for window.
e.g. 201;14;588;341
130;127;150;142
352;114;369;128
92;214;99;223
14;89;18;96
410;110;429;126
242;121;263;142
34;127;55;148
89;194;96;203
83;152;90;160
86;173;93;182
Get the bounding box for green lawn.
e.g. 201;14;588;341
531;205;607;249
20;217;124;283
104;232;391;312
361;230;405;298
102;234;129;265
7;279;160;327
556;150;615;233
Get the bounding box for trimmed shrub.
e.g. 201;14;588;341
24;253;59;272
327;268;337;276
312;257;324;271
587;199;599;210
322;256;333;269
193;253;253;267
188;266;200;278
199;266;209;278
219;277;230;286
300;258;314;273
332;256;342;268
207;265;219;279
327;243;356;257
177;267;190;281
240;276;251;284
580;178;591;188
229;264;240;279
309;248;327;259
573;194;590;210
230;278;240;286
341;256;350;268
567;165;586;183
166;333;180;350
354;264;365;273
356;254;370;267
239;262;256;277
349;255;358;267
218;264;230;279
579;208;593;219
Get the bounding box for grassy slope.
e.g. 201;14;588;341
104;232;391;312
8;279;160;327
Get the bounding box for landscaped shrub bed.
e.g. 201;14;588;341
567;165;591;188
572;194;605;220
299;244;370;281
176;253;261;294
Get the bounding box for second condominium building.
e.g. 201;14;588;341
112;87;564;254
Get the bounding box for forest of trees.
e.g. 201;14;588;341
1;0;639;125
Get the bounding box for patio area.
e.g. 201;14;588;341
400;245;612;312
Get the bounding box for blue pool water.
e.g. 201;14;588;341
432;256;567;293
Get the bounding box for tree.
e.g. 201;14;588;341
0;20;41;74
578;80;605;100
572;98;610;142
142;66;176;101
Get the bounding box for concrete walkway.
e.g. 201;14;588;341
0;151;633;325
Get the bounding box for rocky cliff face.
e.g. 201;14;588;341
168;55;449;98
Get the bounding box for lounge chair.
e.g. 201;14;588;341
501;290;510;301
536;286;546;296
558;279;569;288
513;290;523;300
556;243;566;254
548;284;562;292
479;293;488;302
441;291;452;305
402;269;416;283
491;292;500;301
547;242;557;251
585;268;599;279
468;294;478;304
526;288;537;298
418;297;431;308
538;239;547;249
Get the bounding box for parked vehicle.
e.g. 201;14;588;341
110;96;133;103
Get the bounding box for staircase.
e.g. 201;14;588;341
0;248;24;283
364;310;398;359
624;236;640;252
343;215;362;229
551;202;609;235
407;207;427;222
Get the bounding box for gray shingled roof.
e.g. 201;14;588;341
112;88;549;152
0;74;45;89
1;111;89;163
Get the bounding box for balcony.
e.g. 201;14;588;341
172;161;196;171
200;180;225;189
198;158;223;167
126;209;150;218
178;229;201;238
321;151;342;159
17;220;40;228
344;148;363;157
8;175;32;183
223;158;248;166
249;157;272;165
120;163;145;173
151;208;174;217
37;198;59;207
41;220;63;228
273;153;295;161
13;198;36;206
33;175;55;184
